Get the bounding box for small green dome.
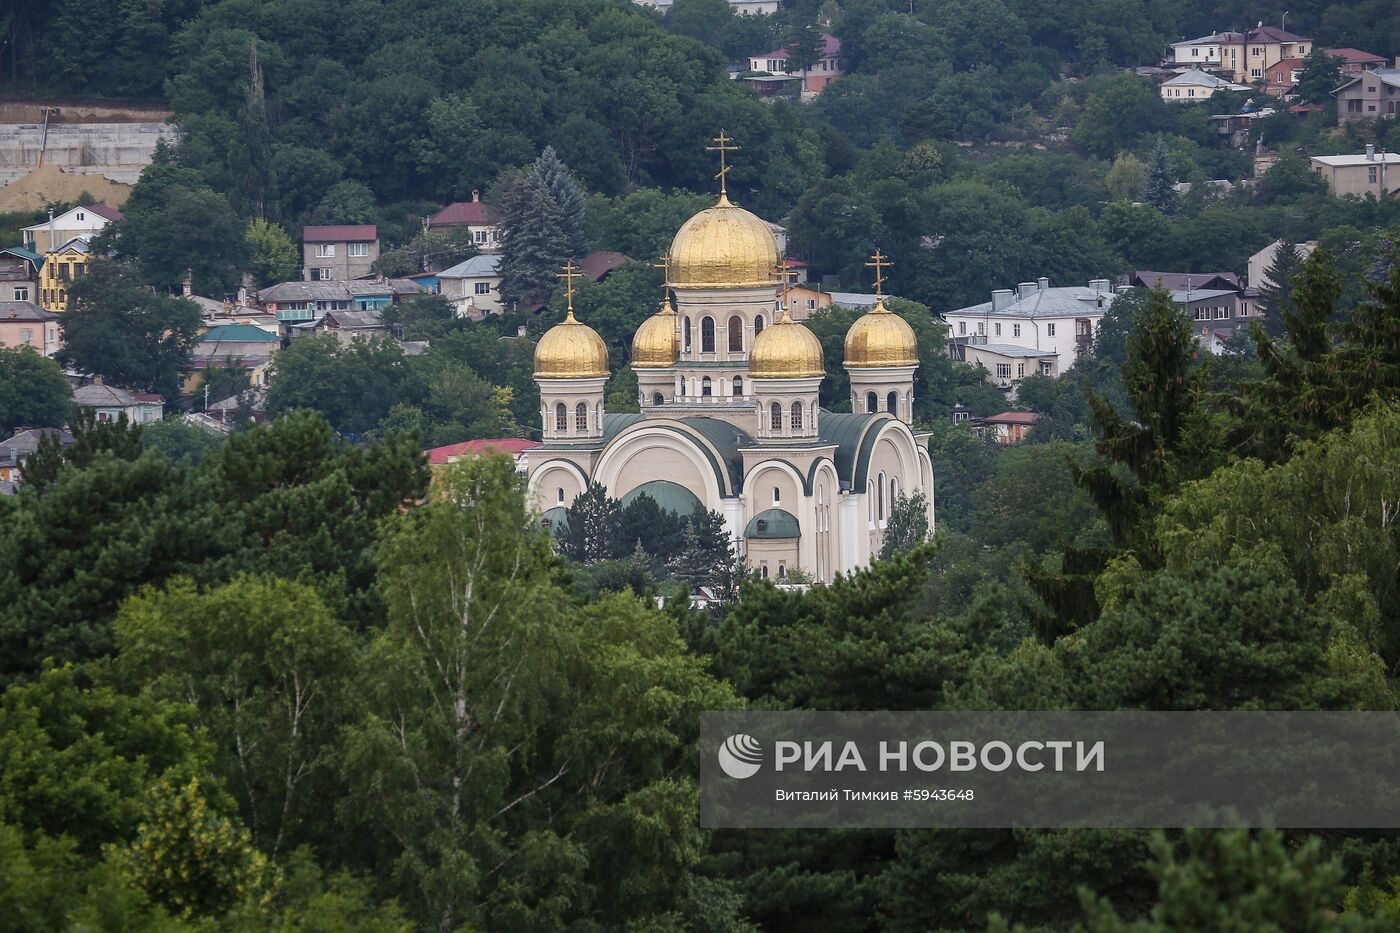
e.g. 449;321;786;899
745;508;800;539
540;507;570;536
619;480;703;516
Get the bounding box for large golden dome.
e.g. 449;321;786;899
534;309;609;378
631;298;679;369
669;193;781;289
844;299;918;367
750;309;824;378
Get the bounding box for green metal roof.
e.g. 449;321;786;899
818;411;889;491
745;508;800;539
540;507;570;536
679;417;753;492
200;324;279;343
620;480;703;516
1;245;42;264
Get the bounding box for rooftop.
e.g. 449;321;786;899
1335;68;1400;92
427;198;499;227
971;343;1060;359
1328;47;1386;64
73;383;163;408
756;33;840;61
981;411;1040;425
580;250;631;281
437;254;501;279
1163;69;1249;89
302;224;378;243
258;278;423;303
1310;150;1400;167
949;280;1114;319
0;300;56;322
1131;270;1242;291
199;323;279;344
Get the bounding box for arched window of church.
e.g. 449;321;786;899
773;486;781;505
683;317;692;352
754;315;765;335
866;391;878;414
877;471;886;521
555;402;567;432
890;476;899;507
770;402;782;431
777;563;787;579
701;316;715;353
557;487;565;504
575;402;588;432
702;376;712;397
791;400;803;430
887;391;898;415
868;481;874;522
653;392;664;406
728;315;743;352
732;376;743;396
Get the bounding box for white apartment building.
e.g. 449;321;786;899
945;278;1115;375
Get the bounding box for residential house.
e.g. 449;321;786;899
20;203;121;254
956;343;1059;390
1169;32;1236;68
0;301;60;356
0;428;74;484
1309;146;1400;197
1170;288;1245;348
748;34;842;97
1160;68;1251;101
638;0;780;14
302;225;379;281
437;253;502;318
1128;270;1243;292
37;236;92;311
943;277;1115;373
294;308;390;344
73;382;163;424
0;246;42;302
1330;48;1388;74
1220;26;1312;83
1263;57;1303;96
1248;239;1318;291
579;251;631;283
257;278;424;330
184;323;281;393
780;284;833;318
1333;68;1400;122
428;438;538;476
974;411;1039;446
828;292;881;311
425;191;500;250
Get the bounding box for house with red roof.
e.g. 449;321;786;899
302;225;379;282
425;190;501;250
426;438;538;474
1329;48;1388;74
748;34;842;97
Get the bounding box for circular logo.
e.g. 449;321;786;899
718;733;763;779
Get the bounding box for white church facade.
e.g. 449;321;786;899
523;150;934;583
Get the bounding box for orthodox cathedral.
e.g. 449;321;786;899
525;138;934;582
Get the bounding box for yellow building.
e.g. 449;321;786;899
38;236;93;312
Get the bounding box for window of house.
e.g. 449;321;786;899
474;230;488;243
1370;167;1379;183
575;402;588;432
976;321;985;335
1251;68;1262;78
791;401;803;430
996;363;1011;378
19;328;33;344
1046;323;1056;336
348;242;369;257
1215;307;1229;320
866;391;878;413
315;244;335;258
770;403;782;430
474;282;491;294
700;316;715;352
1017;363;1025;378
14;287;27;301
702;376;712;397
1012;323;1020;337
958;321;966;335
555;403;567;432
76;211;85;221
728;315;743;352
1040;360;1053;375
807;298;815;309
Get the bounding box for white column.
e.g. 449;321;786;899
723;496;744;551
838;493;861;574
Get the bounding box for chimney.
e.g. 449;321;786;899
1366;144;1376;161
1037;276;1049;291
471;189;481;203
1016;281;1037;299
992;288;1014;311
182;270;193;298
1089;278;1111;295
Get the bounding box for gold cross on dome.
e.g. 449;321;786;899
865;250;892;298
706;129;739;196
654;252;671;287
558;259;580;315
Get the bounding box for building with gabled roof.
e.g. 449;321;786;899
73;381;163;424
1161;68;1251;101
0;300;60;356
748;33;842;97
425;190;501;250
944;277;1114;373
21;203;122;255
302;225;379;281
1333;68;1400;122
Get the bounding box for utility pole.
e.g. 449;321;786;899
36;106;57;166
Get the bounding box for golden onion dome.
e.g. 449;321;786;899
631;297;680;369
844;298;918;367
534;309;609;378
669;193;782;289
749;309;824;379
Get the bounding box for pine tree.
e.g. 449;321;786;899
880;491;930;559
1257;238;1303;338
1142;140;1177;216
529;146;588;259
558;482;621;564
496;174;569;308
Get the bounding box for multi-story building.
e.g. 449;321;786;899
1309;146;1400;197
1223;26;1312;83
1333;68;1400;122
0;301;60;356
301;225;379;281
425;191;500;250
257;278;424;331
37;236;92;312
1160;68;1251;101
748;34;842;97
943;278;1115;376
